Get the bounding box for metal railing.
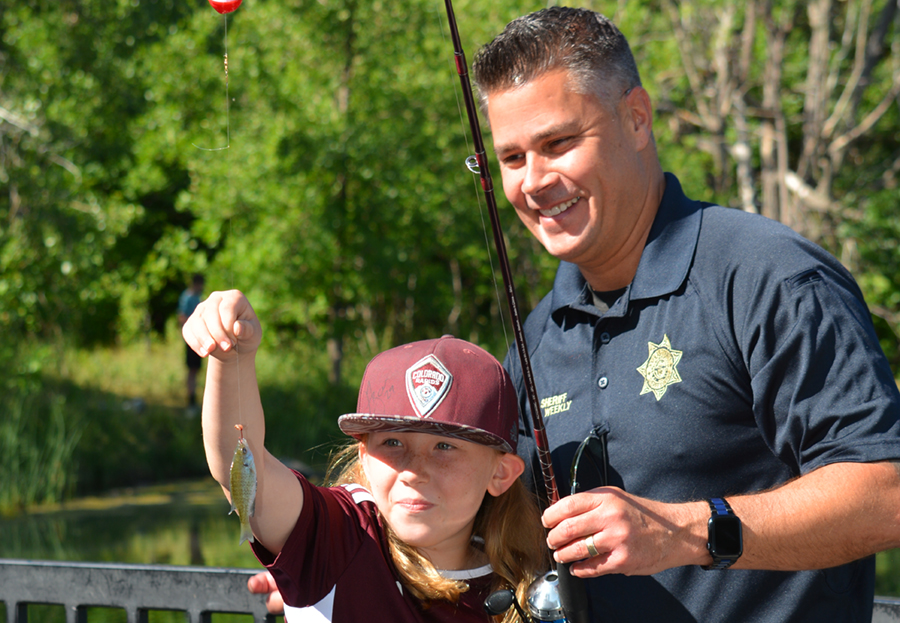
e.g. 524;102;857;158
0;559;277;623
2;558;900;622
877;597;900;623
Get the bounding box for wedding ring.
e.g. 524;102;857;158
584;534;599;558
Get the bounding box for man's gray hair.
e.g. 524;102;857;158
472;7;642;113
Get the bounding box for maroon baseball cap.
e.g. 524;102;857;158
338;336;520;453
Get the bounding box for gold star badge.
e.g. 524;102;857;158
637;334;683;401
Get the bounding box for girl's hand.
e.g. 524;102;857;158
182;289;262;362
247;571;285;615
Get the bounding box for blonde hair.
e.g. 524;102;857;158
326;440;548;623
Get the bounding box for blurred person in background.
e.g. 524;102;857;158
178;273;205;411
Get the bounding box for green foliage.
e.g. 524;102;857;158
1;0;898;362
0;0;567;363
0;391;79;512
0;341;81;513
841;185;900;368
0;338;205;513
878;549;900;598
0;0;194;344
167;0;530;352
1;0;897;599
0;328;363;514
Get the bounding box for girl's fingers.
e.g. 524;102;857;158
196;296;230;353
181;323;209;357
184;293;230;356
182;290;258;359
233;318;257;343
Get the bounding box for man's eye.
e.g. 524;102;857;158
436;441;455;451
383;438;402;447
500;153;524;166
549;137;574;150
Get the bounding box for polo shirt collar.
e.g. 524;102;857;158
549;173;702;319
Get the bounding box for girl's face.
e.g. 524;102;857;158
360;431;522;571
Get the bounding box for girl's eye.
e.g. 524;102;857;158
435;441;455;451
383;438;402;447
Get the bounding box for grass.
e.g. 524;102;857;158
0;327;351;621
1;320;363;511
0;388;80;512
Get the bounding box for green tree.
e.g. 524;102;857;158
1;0;897;378
629;0;900;352
150;0;551;380
0;0;198;345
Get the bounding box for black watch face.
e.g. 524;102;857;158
711;515;743;557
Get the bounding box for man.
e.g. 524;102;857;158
178;273;205;409
473;7;900;622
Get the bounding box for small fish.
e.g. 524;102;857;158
229;424;257;545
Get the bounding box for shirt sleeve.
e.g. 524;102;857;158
250;471;380;607
743;263;900;473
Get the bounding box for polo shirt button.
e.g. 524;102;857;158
598;376;609;389
600;332;611;344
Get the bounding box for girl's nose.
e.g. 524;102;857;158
399;450;430;484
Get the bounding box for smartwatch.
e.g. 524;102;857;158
703;497;742;570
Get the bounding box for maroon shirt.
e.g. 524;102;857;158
252;471;496;622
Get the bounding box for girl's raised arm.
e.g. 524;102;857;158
183;289;303;554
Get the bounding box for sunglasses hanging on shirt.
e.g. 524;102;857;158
569;427;610;494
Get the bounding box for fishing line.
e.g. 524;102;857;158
437;7;593;622
196;3;241;427
440;0;560;509
193;13;232;151
434;0;523;488
434;4;512;357
232;214;243;432
198;0;254;549
434;1;546;511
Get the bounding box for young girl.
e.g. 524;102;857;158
183;290;548;622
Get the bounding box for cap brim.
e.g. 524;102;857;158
338;414;513;454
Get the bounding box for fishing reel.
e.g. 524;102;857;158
485;565;590;623
524;570;565;622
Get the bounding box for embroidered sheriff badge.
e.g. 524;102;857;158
636;334;683;401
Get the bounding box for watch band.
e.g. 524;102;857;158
704;497;742;570
709;497;733;516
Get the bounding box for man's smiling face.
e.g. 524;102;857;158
487;69;655;284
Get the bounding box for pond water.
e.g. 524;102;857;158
0;478;275;623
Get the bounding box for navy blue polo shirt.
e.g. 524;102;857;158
506;173;900;622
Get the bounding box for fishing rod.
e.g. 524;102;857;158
440;3;591;622
441;0;557;514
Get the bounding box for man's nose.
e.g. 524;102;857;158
521;154;555;196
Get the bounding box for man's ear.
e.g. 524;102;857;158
487;452;526;497
623;86;654;152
